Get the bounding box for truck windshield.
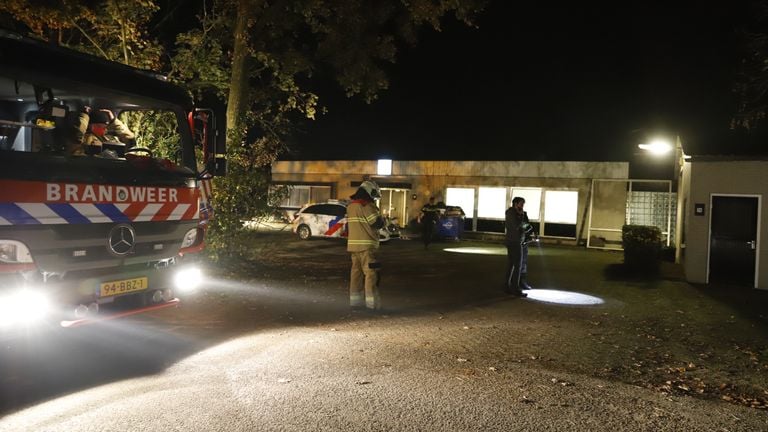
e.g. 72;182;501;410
0;75;189;167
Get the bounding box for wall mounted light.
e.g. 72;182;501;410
377;159;392;176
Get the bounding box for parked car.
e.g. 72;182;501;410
291;200;397;242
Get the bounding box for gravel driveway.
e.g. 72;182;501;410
1;231;766;430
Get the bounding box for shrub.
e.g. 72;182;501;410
622;225;662;273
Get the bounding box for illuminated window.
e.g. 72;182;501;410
274;185;330;208
446;188;475;216
282;186;310;207
477;187;507;219
511;188;542;221
544;190;578;224
377;159;392;176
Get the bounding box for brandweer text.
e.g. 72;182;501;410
46;184;179;203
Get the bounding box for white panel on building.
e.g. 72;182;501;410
446;188;475;216
478;187;506;219
544;190;578;224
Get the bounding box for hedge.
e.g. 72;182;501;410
622;225;662;273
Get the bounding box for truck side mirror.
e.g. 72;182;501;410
193;108;227;177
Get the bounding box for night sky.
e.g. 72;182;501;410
285;1;764;164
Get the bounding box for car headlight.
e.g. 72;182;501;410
180;228;199;249
0;240;34;264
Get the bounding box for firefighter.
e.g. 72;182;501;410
71;107;135;155
347;180;385;311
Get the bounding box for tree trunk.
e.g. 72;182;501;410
226;0;253;147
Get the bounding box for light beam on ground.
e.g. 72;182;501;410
443;246;506;255
524;289;604;305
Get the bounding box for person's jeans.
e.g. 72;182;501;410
505;243;523;291
521;244;529;274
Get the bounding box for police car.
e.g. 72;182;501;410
291;200;391;242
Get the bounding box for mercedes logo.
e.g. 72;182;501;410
107;224;136;256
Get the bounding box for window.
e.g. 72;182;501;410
276;185;331;208
306;204;344;216
544;190;578;224
310;186;331;203
329;204;347;217
543;190;578;238
121;110;182;162
301;204;318;214
477;187;507;219
511;188;541;221
0;73;190;164
281;186;310;208
446;188;475;216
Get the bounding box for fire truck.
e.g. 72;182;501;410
0;31;226;330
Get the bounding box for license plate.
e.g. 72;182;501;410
99;277;148;297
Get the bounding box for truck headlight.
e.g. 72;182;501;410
0;240;34;264
0;288;51;328
180;228;199;249
174;267;202;292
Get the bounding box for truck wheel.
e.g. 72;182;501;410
297;224;311;240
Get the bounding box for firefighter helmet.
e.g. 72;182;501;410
359;180;381;199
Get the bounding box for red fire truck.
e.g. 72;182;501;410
0;31;226;330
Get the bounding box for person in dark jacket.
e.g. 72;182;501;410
418;197;440;249
504;197;528;297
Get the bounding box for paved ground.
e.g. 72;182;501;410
1;231;766;431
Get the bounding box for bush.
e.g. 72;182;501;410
622;225;662;273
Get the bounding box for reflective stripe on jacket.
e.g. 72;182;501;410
347;199;380;252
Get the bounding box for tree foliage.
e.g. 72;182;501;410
734;1;768;128
0;0;163;68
